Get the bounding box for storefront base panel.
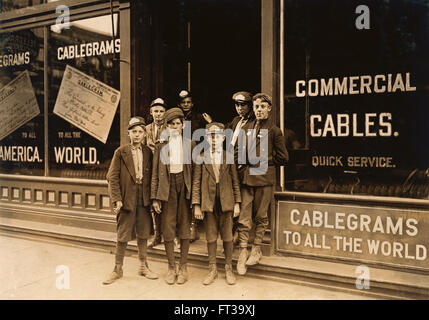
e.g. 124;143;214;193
0;175;115;233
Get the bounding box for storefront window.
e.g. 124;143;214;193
48;14;120;179
0;28;45;176
283;0;429;199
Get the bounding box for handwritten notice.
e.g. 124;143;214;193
0;70;40;141
53;65;120;144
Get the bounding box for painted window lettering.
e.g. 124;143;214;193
0;146;41;162
57;39;120;60
54;147;98;164
0;52;30;68
310;113;393;137
296;73;416;97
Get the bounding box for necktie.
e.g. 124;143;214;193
154;124;158;141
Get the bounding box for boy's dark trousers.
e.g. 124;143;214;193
115;184;152;263
205;184;234;261
162;172;191;282
237;184;273;248
203;184;234;285
104;184;156;284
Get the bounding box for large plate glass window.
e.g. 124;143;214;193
48;14;120;179
0;27;44;176
283;0;429;199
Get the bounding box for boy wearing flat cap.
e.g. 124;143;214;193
228;91;255;147
178;90;211;133
145;98;167;248
192;122;241;285
146;98;167;153
151;107;196;285
227;91;255;244
236;93;289;275
103;116;158;285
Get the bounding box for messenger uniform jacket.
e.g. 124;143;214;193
240;118;289;186
106;144;152;212
226;112;255;131
192;151;241;213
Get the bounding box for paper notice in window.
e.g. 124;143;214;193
53;65;120;144
0;70;40;141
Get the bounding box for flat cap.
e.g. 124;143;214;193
164;107;184;123
128;116;146;130
252;93;272;105
150;97;166;108
232;91;252;103
206;122;225;133
179;90;191;100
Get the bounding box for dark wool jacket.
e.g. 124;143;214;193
106;144;152;212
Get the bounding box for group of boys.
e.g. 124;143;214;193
104;89;288;286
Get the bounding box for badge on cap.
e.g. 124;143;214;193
153;98;164;105
129;117;140;125
150;97;166;108
128;116;145;129
179;90;189;98
235;94;245;101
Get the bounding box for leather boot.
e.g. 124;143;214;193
225;264;236;285
139;261;158;279
176;264;189;284
246;245;262;266
165;265;177;285
202;264;218;285
102;264;123;285
165;241;176;285
237;247;248;275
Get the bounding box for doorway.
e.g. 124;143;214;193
134;0;261;123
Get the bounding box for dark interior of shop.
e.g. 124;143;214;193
133;0;261;125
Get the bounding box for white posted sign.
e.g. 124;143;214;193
53;65;120;144
0;70;40;141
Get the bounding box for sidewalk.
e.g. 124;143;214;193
0;234;373;300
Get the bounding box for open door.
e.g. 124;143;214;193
133;0;261;123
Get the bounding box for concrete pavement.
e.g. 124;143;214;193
0;234;375;300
